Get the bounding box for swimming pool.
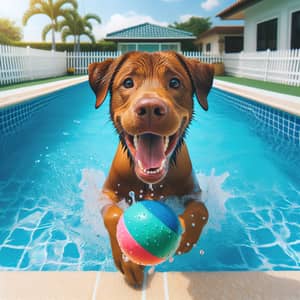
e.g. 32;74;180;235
0;81;299;271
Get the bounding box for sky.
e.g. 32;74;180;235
0;0;241;42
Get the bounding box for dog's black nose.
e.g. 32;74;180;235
134;98;168;119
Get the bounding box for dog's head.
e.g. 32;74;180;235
89;51;214;184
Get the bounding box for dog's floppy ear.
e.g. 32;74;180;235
88;59;115;109
177;55;214;111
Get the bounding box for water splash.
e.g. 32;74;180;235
78;168;108;236
196;168;232;231
79;168;232;234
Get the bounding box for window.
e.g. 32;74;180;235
225;36;243;53
291;10;300;49
198;43;203;52
257;18;278;51
161;43;179;51
119;44;136;53
206;43;211;52
137;44;159;52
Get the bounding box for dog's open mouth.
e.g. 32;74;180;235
124;132;179;184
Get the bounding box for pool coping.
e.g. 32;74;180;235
0;76;299;118
0;76;88;109
0;271;299;299
214;79;300;117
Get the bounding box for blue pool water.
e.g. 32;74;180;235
0;81;299;271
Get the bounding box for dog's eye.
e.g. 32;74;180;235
169;78;180;89
123;78;134;88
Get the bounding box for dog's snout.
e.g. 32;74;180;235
134;98;168;119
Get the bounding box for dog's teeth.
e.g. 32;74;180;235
134;135;138;149
138;160;143;169
164;136;169;152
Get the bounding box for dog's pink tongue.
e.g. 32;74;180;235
136;134;165;170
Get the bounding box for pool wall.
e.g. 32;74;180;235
1;81;299;146
213;88;300;146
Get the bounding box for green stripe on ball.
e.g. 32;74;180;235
123;202;181;259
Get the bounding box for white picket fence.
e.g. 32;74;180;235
66;51;223;75
0;45;66;86
224;49;300;87
67;51;121;75
1;44;300;87
182;51;223;64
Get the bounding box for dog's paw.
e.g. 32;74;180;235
116;252;145;287
176;201;208;254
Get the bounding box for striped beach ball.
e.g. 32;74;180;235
116;200;183;266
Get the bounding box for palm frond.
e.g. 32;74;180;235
84;21;93;31
83;13;101;24
54;0;78;11
29;0;43;6
81;30;95;44
22;7;44;25
42;23;53;41
61;28;73;42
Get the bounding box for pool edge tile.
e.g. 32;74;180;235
95;272;143;300
167;272;300;300
0;271;96;300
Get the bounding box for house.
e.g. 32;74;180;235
217;0;300;51
196;26;244;54
105;22;195;53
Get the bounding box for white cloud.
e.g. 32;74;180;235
179;14;194;22
93;11;168;40
200;0;220;11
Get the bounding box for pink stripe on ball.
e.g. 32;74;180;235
117;216;164;265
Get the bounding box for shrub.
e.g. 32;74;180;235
13;41;117;52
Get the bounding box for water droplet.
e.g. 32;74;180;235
149;184;153;191
115;191;118;195
140;189;143;193
186;242;190;247
169;257;174;263
35;160;40;164
190;214;194;218
150;193;154;197
139;195;143;199
122;253;129;262
160;184;163;188
191;222;195;227
148;266;155;275
193;243;197;248
129;191;136;204
199;249;205;256
117;183;121;187
178;251;182;255
202;216;207;220
160;195;164;199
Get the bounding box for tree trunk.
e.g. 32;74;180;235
77;35;81;52
73;36;76;52
51;21;56;51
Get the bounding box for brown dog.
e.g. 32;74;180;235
88;51;214;287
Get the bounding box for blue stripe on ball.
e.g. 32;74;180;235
140;201;180;234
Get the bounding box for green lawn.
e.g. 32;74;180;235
216;76;300;97
0;75;84;92
1;74;300;98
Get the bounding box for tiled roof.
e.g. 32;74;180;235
198;26;244;39
217;0;263;20
106;23;195;40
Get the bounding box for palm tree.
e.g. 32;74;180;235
59;10;101;52
23;0;78;50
